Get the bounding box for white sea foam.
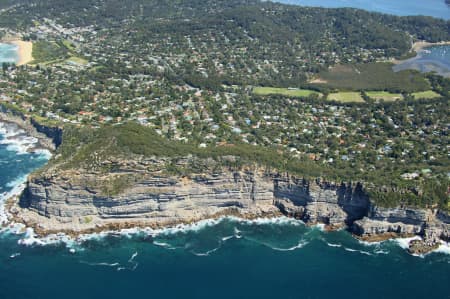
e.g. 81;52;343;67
0;122;51;228
5;174;28;188
7;215;309;248
236;216;305;226
344;247;373;256
9;252;20;259
221;235;234;242
81;251;139;271
17;227;79;249
128;251;139;270
313;223;326;231
33;148;52;159
269;240;309;251
326;242;342;248
191;246;221;256
374;249;389;255
233;227;243;239
0;180;27;226
0;122;40;154
153;241;177;249
80;261;120;267
357;239;382;247
432;241;450;255
17;228;47;246
128;251;138;263
154;218;224;236
394;236;422;249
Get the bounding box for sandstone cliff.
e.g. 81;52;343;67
11;154;448;255
0;105;62;151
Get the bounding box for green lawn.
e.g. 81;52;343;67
366;91;403;101
31;40;68;64
253;87;321;98
62;39;76;51
328;92;364;103
412;90;441;99
65;56;88;65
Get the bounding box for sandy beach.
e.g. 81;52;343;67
9;40;33;65
387;40;450;65
411;40;450;53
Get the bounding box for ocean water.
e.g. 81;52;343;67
393;45;450;77
0;43;18;64
1;219;450;299
0;127;449;299
277;0;450;20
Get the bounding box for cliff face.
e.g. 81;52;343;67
0;105;62;150
13;157;449;248
17;158;370;231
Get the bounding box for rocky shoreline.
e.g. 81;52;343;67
0;109;448;255
6;159;449;255
0;107;61;152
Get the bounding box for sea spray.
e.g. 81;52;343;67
0;123;51;226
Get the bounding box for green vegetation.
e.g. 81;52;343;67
43;122;448;211
65;56;88;66
365;91;403;102
1;0;448;212
52;122;326;177
369;179;449;210
328;92;364;103
31;40;68;64
253;87;321;98
100;174;139;196
412;90;441;99
31;39;88;66
316;63;430;92
62;39;76;51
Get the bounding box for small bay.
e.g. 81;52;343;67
0;43;18;64
393;45;450;77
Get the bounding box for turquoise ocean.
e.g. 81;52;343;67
0;43;18;64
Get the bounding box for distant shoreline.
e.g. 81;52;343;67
10;40;33;65
389;40;450;65
1;39;33;65
412;40;450;53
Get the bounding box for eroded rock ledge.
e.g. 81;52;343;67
0;105;62;151
9;156;449;254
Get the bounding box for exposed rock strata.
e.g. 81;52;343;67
1;108;447;255
10;155;449;255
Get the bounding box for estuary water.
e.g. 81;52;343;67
0;127;449;299
277;0;450;20
394;45;450;77
0;43;18;64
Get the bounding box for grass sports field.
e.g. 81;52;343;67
366;91;403;101
254;87;321;97
328;92;364;103
412;91;441;99
254;87;441;103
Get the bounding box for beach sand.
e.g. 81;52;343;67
9;40;33;65
411;40;450;53
387;40;450;65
